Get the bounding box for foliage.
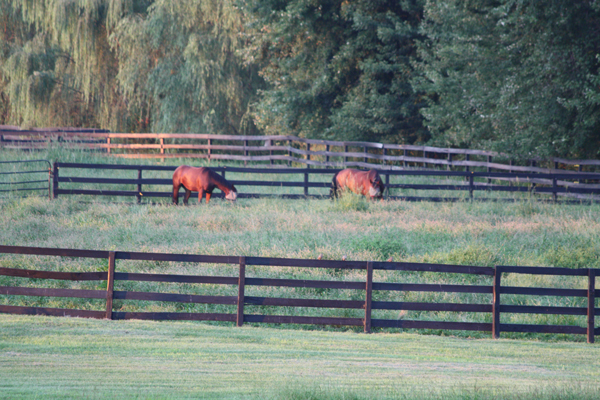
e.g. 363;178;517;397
2;0;600;159
243;0;429;143
414;0;600;160
110;0;264;135
0;0;263;134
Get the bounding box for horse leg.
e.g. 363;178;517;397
184;189;192;205
172;185;180;205
205;192;212;204
330;174;339;200
197;189;205;204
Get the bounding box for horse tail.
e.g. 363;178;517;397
330;171;340;200
172;166;183;205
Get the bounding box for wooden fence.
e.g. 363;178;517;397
0;159;51;199
0;245;597;342
52;162;600;202
2;127;600;174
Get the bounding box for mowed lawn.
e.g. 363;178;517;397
1;314;599;400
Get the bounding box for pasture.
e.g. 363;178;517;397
1;148;600;398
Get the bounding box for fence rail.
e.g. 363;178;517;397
2;127;600;174
52;162;600;203
0;159;51;199
0;245;597;342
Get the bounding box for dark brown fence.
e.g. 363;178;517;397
0;245;597;343
3;127;600;174
52;162;600;203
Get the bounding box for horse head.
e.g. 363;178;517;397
367;170;383;198
226;186;238;201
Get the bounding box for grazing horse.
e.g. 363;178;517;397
330;169;385;200
172;166;237;205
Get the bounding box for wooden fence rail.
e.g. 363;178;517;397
0;245;597;342
52;162;600;203
2;127;600;174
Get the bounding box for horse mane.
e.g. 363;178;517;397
209;169;236;192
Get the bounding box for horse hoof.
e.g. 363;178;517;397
342;255;347;261
317;254;323;260
387;257;393;262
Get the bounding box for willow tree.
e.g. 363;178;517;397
110;0;263;135
0;0;147;130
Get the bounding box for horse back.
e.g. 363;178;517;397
173;166;211;191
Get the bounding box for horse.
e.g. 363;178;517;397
172;166;237;205
330;169;385;200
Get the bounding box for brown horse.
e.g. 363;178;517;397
330;169;385;200
172;166;237;205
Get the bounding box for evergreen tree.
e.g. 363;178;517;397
244;0;428;143
415;0;600;160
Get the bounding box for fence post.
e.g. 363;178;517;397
244;140;248;167
326;144;330;164
447;153;452;171
385;173;390;200
105;251;116;320
469;172;474;201
552;176;558;203
306;143;311;168
160;137;165;162
288;140;292;167
487;155;492;184
136;169;143;204
52;162;59;199
492;266;502;339
237;256;246;327
588;268;596;344
208;138;212;161
344;145;349;166
304;170;309;197
47;162;52;201
107;137;111;154
364;261;373;333
403;149;407;168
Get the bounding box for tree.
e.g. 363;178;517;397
244;0;428;144
0;0;144;130
415;0;600;160
110;0;263;135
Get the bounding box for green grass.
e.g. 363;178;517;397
1;314;599;399
1;147;600;398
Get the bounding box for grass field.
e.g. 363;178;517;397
1;314;599;399
1;148;600;398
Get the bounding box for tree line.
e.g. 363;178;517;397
1;0;599;160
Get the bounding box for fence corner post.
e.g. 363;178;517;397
52;162;59;199
588;268;596;344
492;266;502;339
237;256;246;327
105;251;116;320
364;261;373;333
